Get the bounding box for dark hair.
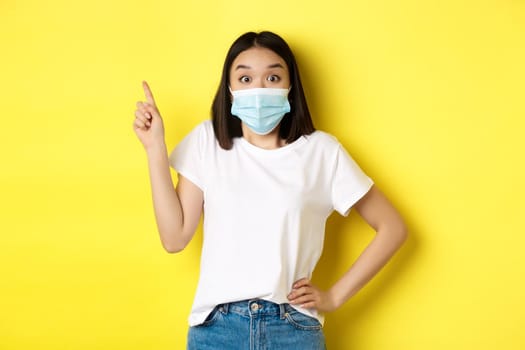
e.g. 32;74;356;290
211;31;315;150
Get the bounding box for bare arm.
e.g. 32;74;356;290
134;81;203;253
146;145;203;253
328;185;407;306
288;185;408;311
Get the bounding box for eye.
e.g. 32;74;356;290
267;75;281;82
239;76;251;83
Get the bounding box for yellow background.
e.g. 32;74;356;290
1;0;524;349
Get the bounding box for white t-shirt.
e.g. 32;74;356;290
169;120;374;326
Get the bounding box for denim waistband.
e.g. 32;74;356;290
220;299;294;318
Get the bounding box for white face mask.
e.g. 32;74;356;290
230;87;291;135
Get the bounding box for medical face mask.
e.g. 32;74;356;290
230;87;291;135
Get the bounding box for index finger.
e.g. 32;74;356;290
142;80;156;106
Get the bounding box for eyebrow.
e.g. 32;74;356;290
234;63;285;70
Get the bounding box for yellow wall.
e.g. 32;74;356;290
1;0;524;349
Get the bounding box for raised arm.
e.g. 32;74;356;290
134;81;203;253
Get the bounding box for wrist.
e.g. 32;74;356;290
145;143;168;162
327;286;346;310
145;141;167;156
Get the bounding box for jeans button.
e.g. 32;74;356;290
250;303;259;312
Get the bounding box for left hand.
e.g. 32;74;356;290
287;278;338;312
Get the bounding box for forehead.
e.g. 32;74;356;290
231;47;287;71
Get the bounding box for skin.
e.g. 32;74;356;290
133;47;408;313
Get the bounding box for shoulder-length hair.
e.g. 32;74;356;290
211;31;315;150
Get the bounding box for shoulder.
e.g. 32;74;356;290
171;119;215;157
302;130;364;167
191;119;214;136
304;129;342;150
181;119;216;144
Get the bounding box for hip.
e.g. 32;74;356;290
187;299;326;350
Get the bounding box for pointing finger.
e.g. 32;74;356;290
142;80;156;106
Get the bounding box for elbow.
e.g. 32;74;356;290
378;219;408;246
161;235;188;254
394;220;409;245
159;227;190;254
163;243;186;254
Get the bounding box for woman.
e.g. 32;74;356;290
133;31;407;350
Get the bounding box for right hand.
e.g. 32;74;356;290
133;80;165;151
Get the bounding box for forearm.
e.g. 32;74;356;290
146;144;185;252
330;228;407;308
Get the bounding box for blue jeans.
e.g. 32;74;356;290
187;299;326;350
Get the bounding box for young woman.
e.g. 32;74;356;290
133;31;407;350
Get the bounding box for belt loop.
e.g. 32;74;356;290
279;303;286;319
220;302;229;314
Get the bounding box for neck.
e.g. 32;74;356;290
241;124;285;150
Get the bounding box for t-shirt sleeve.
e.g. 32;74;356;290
331;144;374;216
168;122;208;190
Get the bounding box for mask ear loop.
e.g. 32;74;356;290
228;86;233;103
